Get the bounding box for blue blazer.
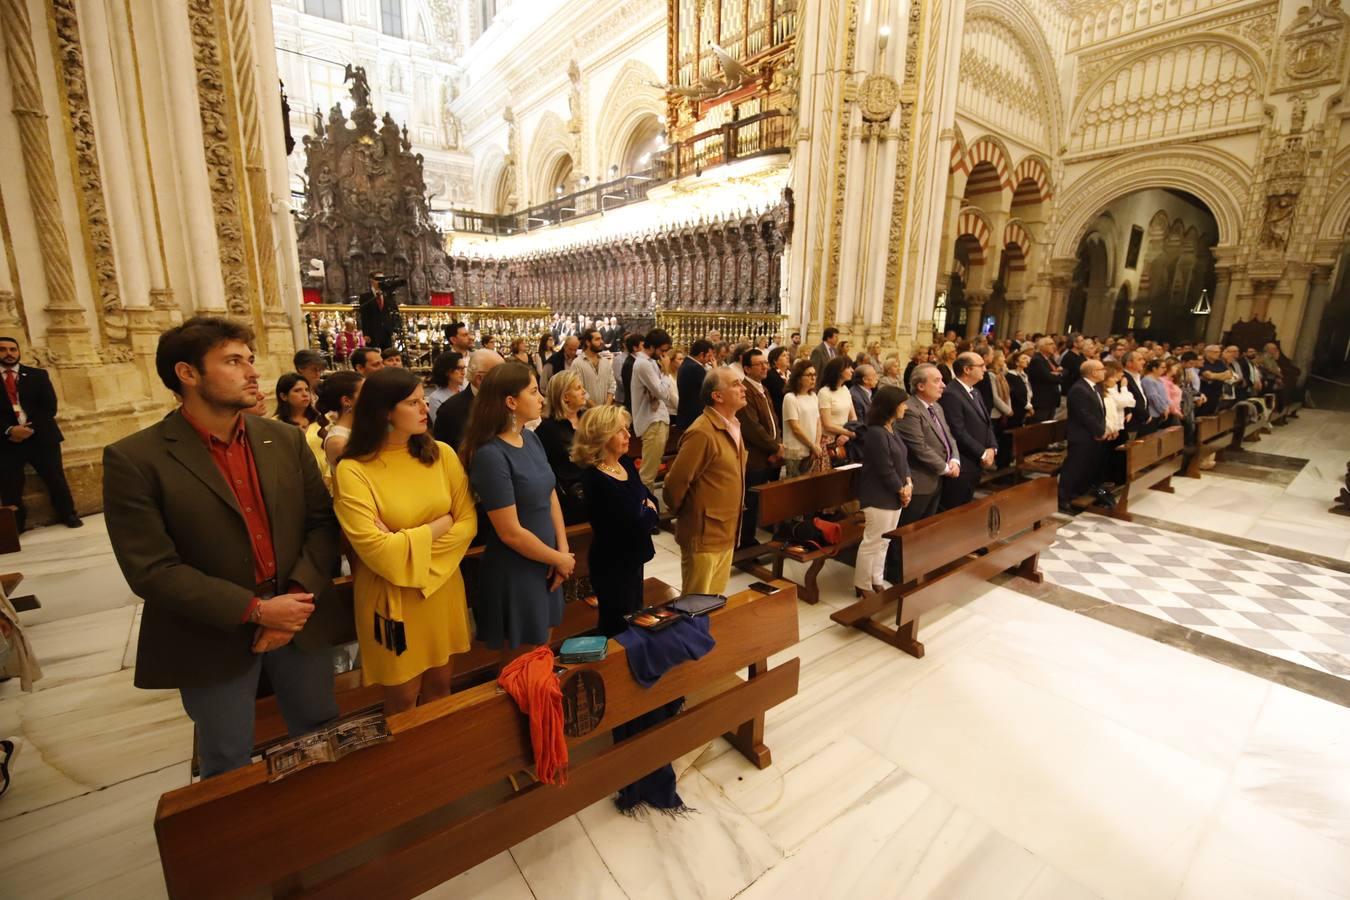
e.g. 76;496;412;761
858;424;912;510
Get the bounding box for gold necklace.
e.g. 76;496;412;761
598;460;624;477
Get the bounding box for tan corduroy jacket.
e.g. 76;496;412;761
663;407;748;552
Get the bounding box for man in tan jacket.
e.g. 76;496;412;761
663;367;748;594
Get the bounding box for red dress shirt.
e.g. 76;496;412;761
180;410;277;622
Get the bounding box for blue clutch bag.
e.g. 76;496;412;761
559;635;609;663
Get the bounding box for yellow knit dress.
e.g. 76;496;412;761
333;442;477;687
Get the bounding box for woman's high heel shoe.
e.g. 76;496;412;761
0;738;16;799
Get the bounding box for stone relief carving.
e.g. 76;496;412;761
858;74;900;123
884;0;926;334
822;0;859;327
1072;41;1263;153
187;0;251;316
223;0;286;322
51;0;124;340
0;0;88;356
440;81;461;149
1273;0;1348;92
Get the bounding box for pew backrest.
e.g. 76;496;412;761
751;464;860;528
157;583;800;900
892;476;1057;584
1122;425;1184;478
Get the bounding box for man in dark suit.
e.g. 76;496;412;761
676;339;716;429
0;336;80;530
357;272;400;350
1120;350;1152;435
1061;358;1109;511
433;348;502;451
895;364;960;524
809;327;840;375
103;317;343;778
938;352;998;510
1027;337;1062;421
1059;336;1084;395
736;349;783;550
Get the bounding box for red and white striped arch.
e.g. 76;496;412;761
961;137;1013;195
955;208;992;264
1003;221;1032;270
1011;156;1052;205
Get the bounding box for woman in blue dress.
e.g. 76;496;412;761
460;362;574;651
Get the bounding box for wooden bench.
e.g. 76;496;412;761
1229;392;1277;448
245;524;610;758
1184;406;1238;477
738;464;863;605
155;580;802;899
1077;425;1184;521
829;477;1061;657
1006;419;1068;479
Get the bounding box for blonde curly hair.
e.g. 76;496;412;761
570;404;631;469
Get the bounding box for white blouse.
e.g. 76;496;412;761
782;392;820;459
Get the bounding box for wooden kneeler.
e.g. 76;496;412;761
830;478;1061;658
156;581;801;900
1079;426;1184;522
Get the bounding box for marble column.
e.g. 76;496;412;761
1203;263;1234;344
1004;297;1025;339
0;0;96;364
964;290;988;339
1292;264;1334;386
1045;258;1076;334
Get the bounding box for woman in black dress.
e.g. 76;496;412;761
535;369;588;524
572;405;659;637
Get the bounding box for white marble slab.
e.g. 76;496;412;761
851;651;1231;900
0;605;137;699
0;669;192;820
576;768;782;899
0;761;186;899
700;734;897;852
508;814;628;900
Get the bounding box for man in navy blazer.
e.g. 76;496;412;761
676;339;716;429
0;336;80;530
937;352;997;510
1061;358;1109;510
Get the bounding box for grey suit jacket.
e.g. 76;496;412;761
103;411;343;689
894;401;958;496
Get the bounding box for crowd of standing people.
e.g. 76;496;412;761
100;313;1293;780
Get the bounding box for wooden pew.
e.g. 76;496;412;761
246;524;613;756
739;464;863;605
155;581;802;900
1006;419;1068;479
1184;406;1238;477
1229;393;1276;448
829;477;1060;658
1077;426;1184;521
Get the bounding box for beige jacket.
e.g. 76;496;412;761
0;588;41;691
663;408;748;552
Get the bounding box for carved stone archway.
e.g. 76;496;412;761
594;59;665;177
1053;148;1249;259
526;112;572;206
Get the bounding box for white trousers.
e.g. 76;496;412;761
855;506;902;591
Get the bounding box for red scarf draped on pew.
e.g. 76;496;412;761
497;646;568;785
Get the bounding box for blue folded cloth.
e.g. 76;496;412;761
614;614;715;688
612;614;717;815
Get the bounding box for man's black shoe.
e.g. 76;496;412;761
63;516;84;528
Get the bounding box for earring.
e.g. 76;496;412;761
509;412;518;432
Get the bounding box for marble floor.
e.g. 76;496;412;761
1;410;1348;899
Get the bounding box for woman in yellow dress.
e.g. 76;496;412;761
334;367;477;713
